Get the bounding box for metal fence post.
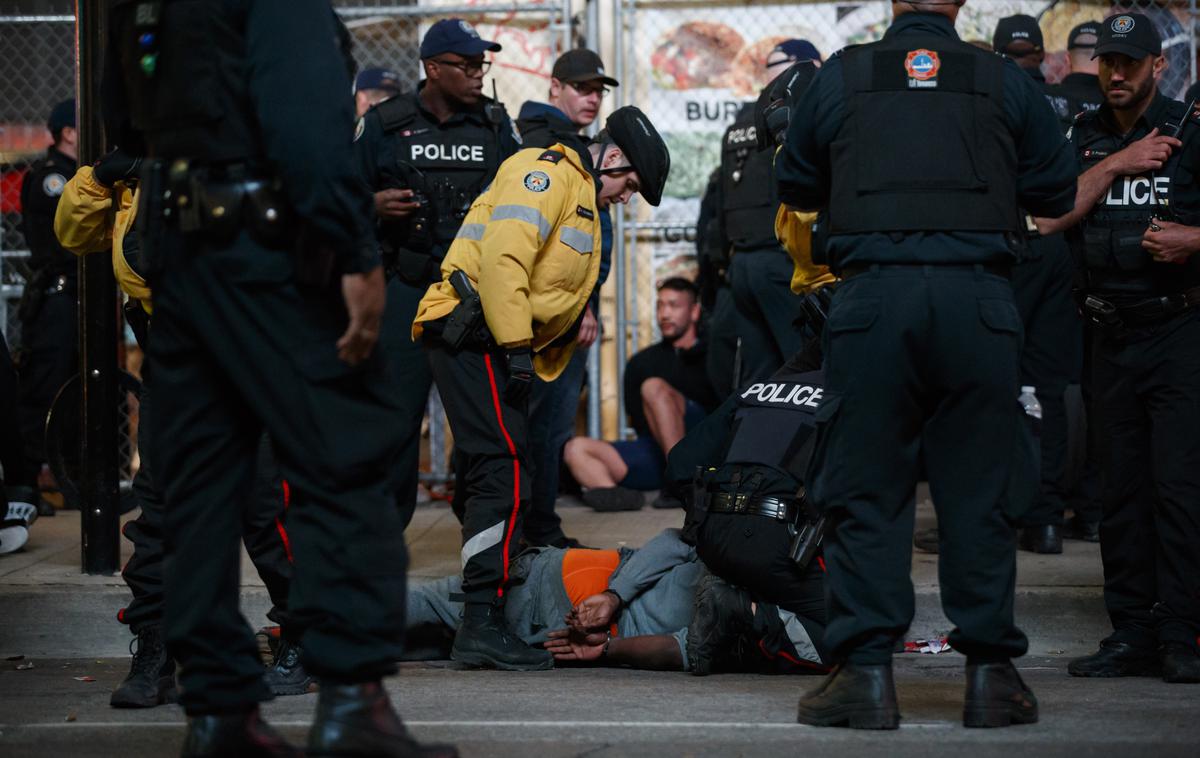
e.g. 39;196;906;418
76;0;120;574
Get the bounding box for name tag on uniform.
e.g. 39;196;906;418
576;206;594;221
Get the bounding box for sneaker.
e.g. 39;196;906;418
265;639;316;696
582;487;644;512
0;490;39;555
451;602;553;671
110;626;177;708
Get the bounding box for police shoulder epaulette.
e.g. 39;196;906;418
373;94;418;134
537;150;565;164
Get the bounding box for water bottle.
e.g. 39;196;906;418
1018;385;1042;439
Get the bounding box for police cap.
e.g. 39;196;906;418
48;99;75;136
604;106;670;206
355;68;402;95
992;15;1043;56
420;18;501;59
1093;13;1161;60
1067;21;1102;50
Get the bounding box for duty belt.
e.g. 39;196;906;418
839;262;1012;280
707;493;801;522
1083;286;1200;330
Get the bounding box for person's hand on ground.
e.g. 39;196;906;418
544;628;607;662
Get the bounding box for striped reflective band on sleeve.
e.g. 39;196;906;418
559;226;593;254
461;520;507;569
491;204;553;243
456;223;485;241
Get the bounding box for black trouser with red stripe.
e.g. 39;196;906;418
426;337;531;602
120;335;294;637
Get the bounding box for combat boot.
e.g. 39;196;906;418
181;707;300;757
451;601;553;671
110;625;177;708
963;659;1038;727
1161;642;1200;683
1018;525;1063;554
796;663;900;729
264;638;316;696
308;681;459;758
1068;638;1160;677
687;573;753;676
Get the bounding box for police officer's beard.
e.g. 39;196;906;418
1110;76;1155;111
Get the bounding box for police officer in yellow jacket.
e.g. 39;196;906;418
413;106;669;670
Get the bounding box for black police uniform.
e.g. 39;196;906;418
776;12;1077;665
1068;93;1200;654
695;167;747;398
666;348;828;669
722;103;805;383
0;331;31;500
1049;72;1104;130
105;0;408;716
354;86;520;529
16;145;78;477
1010;66;1085;538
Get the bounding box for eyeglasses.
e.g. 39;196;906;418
432;57;491;75
567;81;610;97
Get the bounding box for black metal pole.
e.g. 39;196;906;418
76;0;120;574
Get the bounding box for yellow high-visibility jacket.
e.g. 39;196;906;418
53;166;152;312
774;205;837;295
413;144;601;380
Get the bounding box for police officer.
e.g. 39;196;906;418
105;2;455;754
722;41;817;384
354;67;402;118
413;106;669;670
664;311;830;676
777;0;1077;729
992;14;1084;554
16;99;78;491
1034;13;1200;684
514;49;617;547
1050;22;1105;129
355;18;521;530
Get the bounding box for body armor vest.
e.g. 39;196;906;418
1074;100;1200;295
722;369;825;482
113;0;261;163
720;104;779;250
376;94;503;253
829;36;1019;235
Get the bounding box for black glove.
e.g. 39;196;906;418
93;148;141;188
503;348;534;407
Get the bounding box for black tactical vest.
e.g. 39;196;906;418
829;36;1019;235
720;104;779;250
722;369;825;482
376;94;503;248
1073;100;1200;295
112;0;261;163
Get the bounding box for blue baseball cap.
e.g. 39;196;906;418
420;18;501;59
48;99;75;135
355;67;402;94
769;39;822;65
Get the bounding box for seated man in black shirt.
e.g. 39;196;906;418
564;278;719;510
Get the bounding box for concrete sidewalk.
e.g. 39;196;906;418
0;495;1111;658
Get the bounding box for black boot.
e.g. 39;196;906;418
308;681;459;758
451;601;553;671
1018;525;1063;554
796;663;900;729
687;573;753;676
963;659;1038;727
110;626;177;708
1161;642;1200;683
181;707;300;757
264;638;316;696
1068;639;1160;677
1063;514;1099;542
912;527;939;554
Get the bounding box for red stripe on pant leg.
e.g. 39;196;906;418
281;480;290;509
275;517;294;564
483;353;521;598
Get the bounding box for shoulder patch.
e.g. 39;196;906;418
523;170;551;193
354;116;365;143
42;172;66;197
537;150;565;164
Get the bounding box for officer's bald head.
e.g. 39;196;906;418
893;0;965;21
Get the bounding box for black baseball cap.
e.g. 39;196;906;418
552;49;619;87
1094;13;1162;60
1067;21;1101;50
420;18;501;59
48;99;75;135
992;15;1044;54
604;106;670;206
354;68;402;94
